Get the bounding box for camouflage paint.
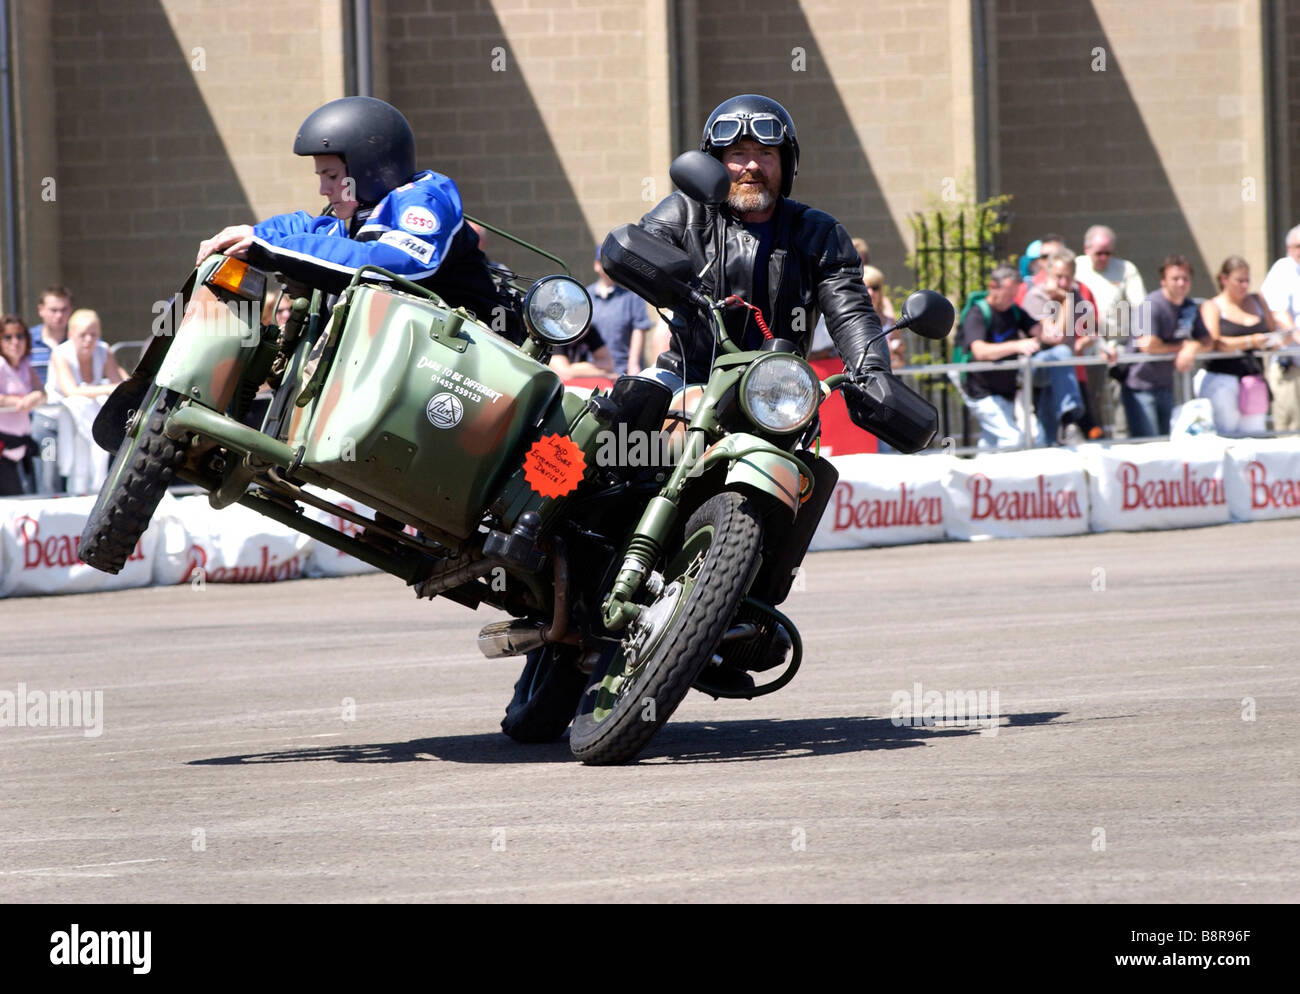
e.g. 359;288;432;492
291;285;565;540
712;433;801;514
155;283;259;409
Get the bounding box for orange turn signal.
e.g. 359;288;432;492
799;473;813;504
210;257;250;294
207;257;266;302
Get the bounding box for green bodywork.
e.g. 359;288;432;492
287;284;564;541
598;311;817;631
137;254;823;640
154;257;266;410
710;433;801;512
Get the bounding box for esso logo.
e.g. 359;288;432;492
399;206;439;234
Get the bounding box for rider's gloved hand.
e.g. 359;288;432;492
848;348;891;385
842;348;938;454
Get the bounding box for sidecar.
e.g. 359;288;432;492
283;281;567;540
79;254;596;600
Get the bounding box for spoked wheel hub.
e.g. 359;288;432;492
624;578;686;669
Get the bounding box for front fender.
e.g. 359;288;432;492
94;264;205;452
155;282;263;411
709;433;801;515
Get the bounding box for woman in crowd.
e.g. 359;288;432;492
853;239;896;324
861;265;904;369
1177;256;1293;436
46;309;128;494
0;315;47;495
47;309;127;401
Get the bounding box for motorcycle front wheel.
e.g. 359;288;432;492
569;491;764;765
500;644;588;743
78;386;186;574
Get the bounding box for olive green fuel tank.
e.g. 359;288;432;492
287;285;564;540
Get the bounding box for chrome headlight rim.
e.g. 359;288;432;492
738;352;821;435
522;275;592;347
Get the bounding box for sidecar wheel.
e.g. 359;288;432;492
500;644;587;743
77;387;185;574
569;491;764;765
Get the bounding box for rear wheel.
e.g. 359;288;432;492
78;387;186;574
500;645;588;743
569;491;764;765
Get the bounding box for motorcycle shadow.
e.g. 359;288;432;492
634;710;1068;764
189;711;1067;767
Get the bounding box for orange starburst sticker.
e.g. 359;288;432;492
523;433;587;499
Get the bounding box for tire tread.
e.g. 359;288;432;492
570;491;762;764
78;394;184;574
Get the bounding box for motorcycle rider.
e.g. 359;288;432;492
195;96;509;331
638;94;890;385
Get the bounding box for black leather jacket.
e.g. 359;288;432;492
638;191;888;381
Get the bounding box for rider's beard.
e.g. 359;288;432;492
727;175;776;215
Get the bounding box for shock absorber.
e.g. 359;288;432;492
601;494;677;630
602;533;661;631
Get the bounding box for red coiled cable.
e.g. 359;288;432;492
723;295;774;341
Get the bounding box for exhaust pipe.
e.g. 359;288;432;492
477;619;550;659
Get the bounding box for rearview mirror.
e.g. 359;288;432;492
891;290;954;341
669;151;730;206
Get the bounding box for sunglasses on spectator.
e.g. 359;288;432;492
2;333;26;341
1092;249;1112;256
708;113;788;146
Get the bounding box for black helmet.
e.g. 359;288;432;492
700;94;799;198
293;96;416;205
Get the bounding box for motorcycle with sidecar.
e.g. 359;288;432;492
79;151;952;764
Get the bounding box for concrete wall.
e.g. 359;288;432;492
12;0;343;339
383;0;972;289
383;0;672;281
1283;0;1300;242
8;0;60;318
5;0;1299;338
689;0;977;291
993;0;1270;297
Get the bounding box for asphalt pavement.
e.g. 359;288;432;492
1;519;1297;902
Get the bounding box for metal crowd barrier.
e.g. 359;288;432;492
109;339;148;370
890;343;1300;455
107;338;1300;456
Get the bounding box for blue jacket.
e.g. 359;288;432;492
248;170;505;325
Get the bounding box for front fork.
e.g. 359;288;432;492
601;430;708;631
600;426;810;631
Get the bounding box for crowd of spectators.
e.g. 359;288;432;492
0;285;125;498
546;219;1300;451
945;225;1300;448
8;224;1300;494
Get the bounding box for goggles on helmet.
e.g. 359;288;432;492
707;112;787;147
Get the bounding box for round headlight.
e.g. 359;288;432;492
523;275;592;346
739;354;821;434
